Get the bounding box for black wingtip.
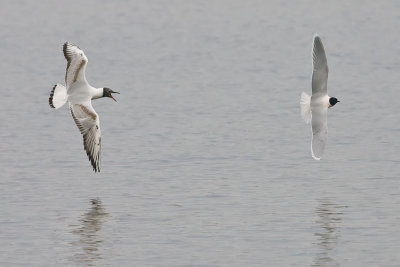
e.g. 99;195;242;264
63;42;70;61
83;141;101;173
87;152;100;173
86;150;100;173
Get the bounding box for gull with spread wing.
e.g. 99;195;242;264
49;42;119;172
300;34;339;160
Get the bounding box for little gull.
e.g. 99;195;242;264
49;42;119;172
300;34;339;160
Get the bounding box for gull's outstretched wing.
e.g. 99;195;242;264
70;102;101;172
312;35;328;96
311;104;328;160
63;42;88;89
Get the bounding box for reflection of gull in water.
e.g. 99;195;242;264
313;198;346;267
70;198;108;266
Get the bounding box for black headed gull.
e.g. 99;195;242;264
49;42;119;172
300;34;339;160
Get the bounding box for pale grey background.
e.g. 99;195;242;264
0;1;399;266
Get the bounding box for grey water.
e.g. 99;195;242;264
1;0;399;266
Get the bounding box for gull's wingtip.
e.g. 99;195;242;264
312;33;321;55
312;155;322;161
63;42;78;49
311;145;322;161
313;34;323;46
311;149;322;161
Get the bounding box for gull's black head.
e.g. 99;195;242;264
103;87;120;102
329;97;340;107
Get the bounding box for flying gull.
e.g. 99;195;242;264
300;34;339;160
49;42;119;172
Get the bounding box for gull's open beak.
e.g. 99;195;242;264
110;91;120;102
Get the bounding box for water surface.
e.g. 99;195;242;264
0;1;399;266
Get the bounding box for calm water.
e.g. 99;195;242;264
1;1;400;266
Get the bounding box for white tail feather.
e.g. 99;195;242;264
49;83;68;109
300;92;311;124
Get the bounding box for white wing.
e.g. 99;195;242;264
312;35;328;96
70;102;101;172
311;103;328;160
63;42;88;89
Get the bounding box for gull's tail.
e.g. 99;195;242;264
49;83;68;109
300;92;311;123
